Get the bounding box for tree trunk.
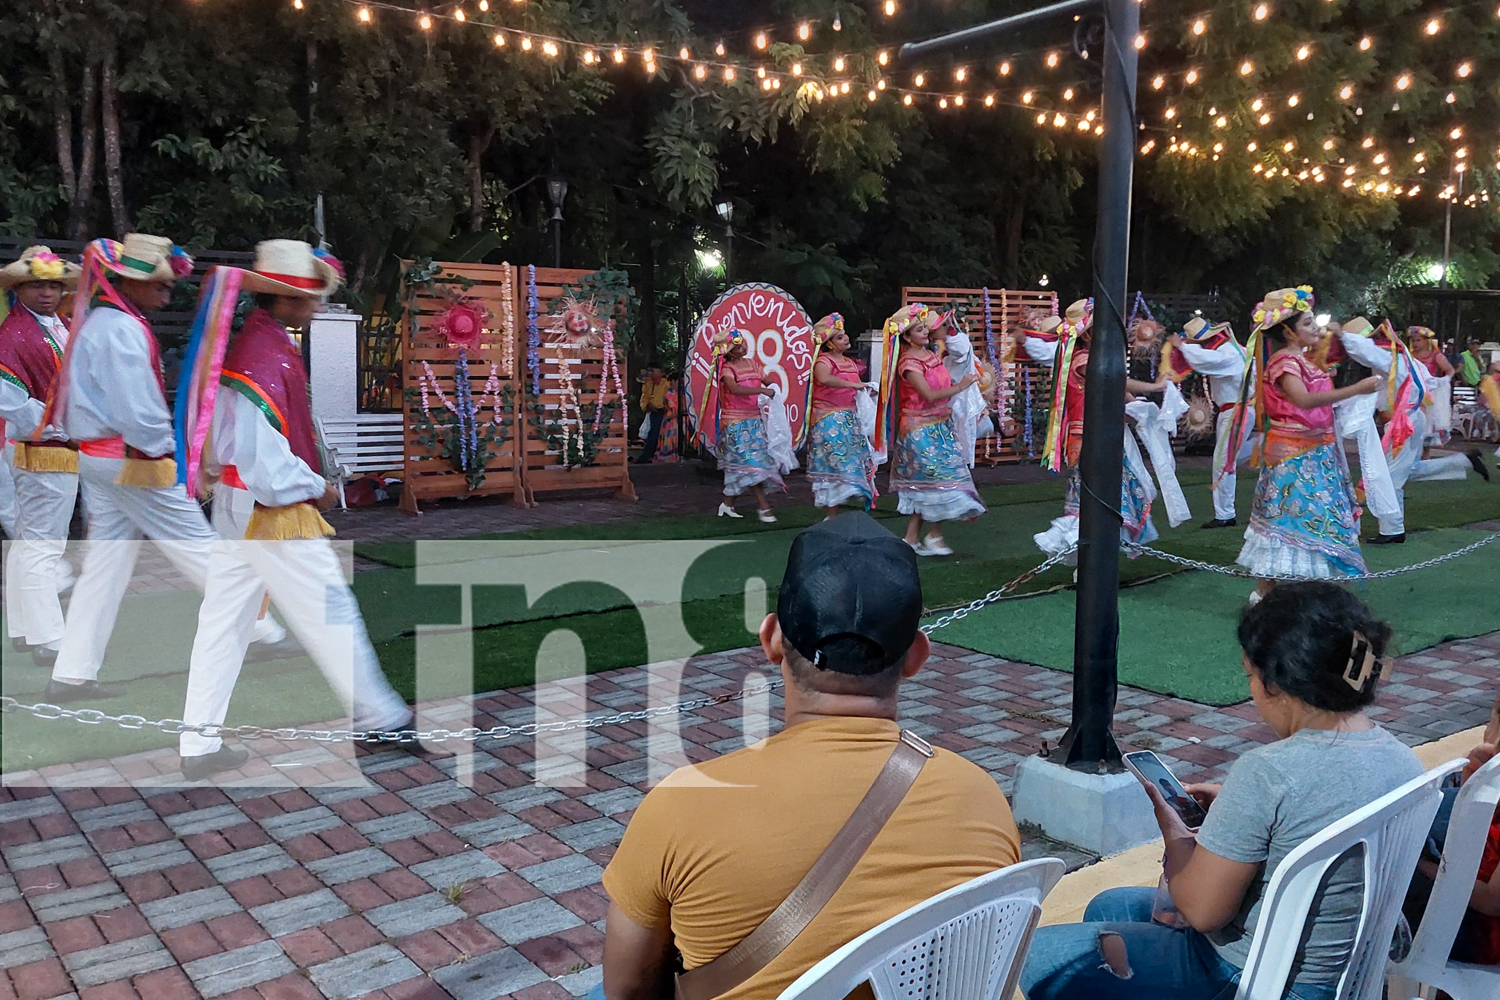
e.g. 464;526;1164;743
1003;193;1027;287
49;47;75;199
67;58;99;240
101;48;130;237
466;127;492;232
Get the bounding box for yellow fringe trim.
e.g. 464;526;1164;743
245;503;336;541
114;457;178;489
11;443;78;474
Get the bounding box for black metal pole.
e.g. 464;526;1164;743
725;225;734;284
898;0;1093;60
552;216;562;268
1062;0;1137;771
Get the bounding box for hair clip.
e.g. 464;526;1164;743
1343;631;1389;692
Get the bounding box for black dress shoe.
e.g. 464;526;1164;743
12;637;32;654
180;746;249;781
43;679;126;702
1369;532;1406;545
32;646;58;668
1468;449;1492;482
1200;517;1238;529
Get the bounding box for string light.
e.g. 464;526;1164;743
878;50;890;66
418;12;431;30
1458;62;1472;78
1037;111;1047;123
1339;84;1354;100
1296;44;1311;60
1287;94;1299;107
1362;136;1375;148
1359;36;1373;51
694;63;707;79
1247;141;1257;151
791;62;803;76
477;0;486;9
1185;69;1199;84
914;72;925;86
1396;73;1411;90
454;8;464;21
723;65;735;80
1324;138;1335;150
955;66;966;82
984;94;995;106
543;40;558;56
754;32;767;49
1215;115;1228;127
612;47;625;63
357;6;371;21
1046;52;1060;68
678;46;690;60
1240;59;1254;75
1253;3;1269;19
520;35;532;50
1446;92;1457;104
1152;74;1165;89
1063;87;1075;100
1192;18;1206;34
1134;33;1147;49
495;32;507;46
797;22;811;40
954;94;964;106
884;0;897;15
1022;90;1035;103
1424;17;1441;35
1165;106;1177;119
903;94;913;105
714;41;726;57
1142;139;1157;153
999;61;1011;75
868;88;878;101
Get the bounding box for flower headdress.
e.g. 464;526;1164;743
0;246;81;289
813;312;846;346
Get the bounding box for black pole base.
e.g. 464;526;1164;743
1056;723;1124;773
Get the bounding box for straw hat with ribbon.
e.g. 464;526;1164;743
242;239;344;297
93;233;195;283
0;246;81;289
1039;299;1092;473
871;304;929;460
1250;285;1314;334
1222;285;1317;480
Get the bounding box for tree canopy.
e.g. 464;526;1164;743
2;0;1496;357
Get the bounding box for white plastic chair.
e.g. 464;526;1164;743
1388;752;1500;1000
1235;759;1464;1000
775;858;1065;1000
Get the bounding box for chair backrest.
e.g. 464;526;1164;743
775;858;1065;1000
1393;751;1500;982
1236;760;1463;1000
318;414;405;474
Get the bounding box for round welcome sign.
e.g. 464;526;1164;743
686;282;815;446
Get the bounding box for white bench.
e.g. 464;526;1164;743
318;414;405;509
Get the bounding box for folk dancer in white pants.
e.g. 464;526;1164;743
0;247;81;666
46;235;286;704
1163;318;1258;528
1339;317;1490;544
175;240;411;780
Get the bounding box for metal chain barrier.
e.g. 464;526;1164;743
3;529;1486;746
1126;529;1500;582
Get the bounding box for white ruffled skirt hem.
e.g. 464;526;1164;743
1235;526;1352;580
896;489;986;523
812;482;870;509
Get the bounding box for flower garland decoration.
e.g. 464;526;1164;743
526;264;541;396
555;348;585;469
499;264;516;378
594;320;627;433
1023;370;1035;457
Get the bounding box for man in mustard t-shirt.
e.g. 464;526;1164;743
597;512;1022;1000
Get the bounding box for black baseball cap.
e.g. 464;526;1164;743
776;512;924;675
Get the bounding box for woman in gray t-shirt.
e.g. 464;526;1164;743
1020;583;1423;1000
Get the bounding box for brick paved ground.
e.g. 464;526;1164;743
2;633;1493;1000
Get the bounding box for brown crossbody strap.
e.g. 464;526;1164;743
673;730;936;1000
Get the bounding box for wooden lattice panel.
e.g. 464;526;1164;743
900;286;1059;464
516;267;636;505
400;262;525;513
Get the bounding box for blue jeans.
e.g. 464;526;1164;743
1019;887;1338;1000
584;985;604;1000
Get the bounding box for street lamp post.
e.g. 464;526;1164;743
546;165;568;268
715;199;734;282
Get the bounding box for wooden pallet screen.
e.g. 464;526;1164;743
900;286;1058;463
516;267;636;505
399;262;526;513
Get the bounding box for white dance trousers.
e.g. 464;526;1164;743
179;487;409;757
1377;410;1471;536
52;455;216;682
4;467;78;647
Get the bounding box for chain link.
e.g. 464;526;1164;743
1126;529;1500;582
2;532;1487;744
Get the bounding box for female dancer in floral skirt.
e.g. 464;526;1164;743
807;313;876;517
1231;286;1380;600
875;303;985;555
709;329;781;522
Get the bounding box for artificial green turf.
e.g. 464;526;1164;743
4;464;1497;769
938;526;1500;705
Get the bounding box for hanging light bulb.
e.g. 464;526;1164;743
1424;17;1441;34
1323;138;1335;150
1240;59;1254;75
1359;36;1373;51
419;12;432;29
1247;141;1258;151
955;94;965;106
1164;106;1176;119
612;47;625;63
1253;3;1269;19
1395;73;1411;90
1186;69;1199;84
1450;126;1463;138
884;0;897;15
1252;97;1264;111
1151;74;1165;89
1296;44;1311;60
1134;33;1146;49
798;22;811;40
1458;62;1472;78
955;67;966;82
1046;52;1060;68
791;62;803;76
1036;111;1047;123
1287;93;1299;107
904;94;913;105
1022;90;1034;103
1446;91;1457;103
723;65;735;81
1192;18;1206;34
357;6;371;21
714;40;726;57
1053;113;1067;127
1339;84;1353;100
1283;140;1295;151
756;65;766;79
1215;115;1228;127
868;88;877;101
693;63;707;79
876;79;886;90
495;32;508;46
878;50;890;66
835;56;846;71
914;72;925;87
1063;87;1075;100
1213;141;1223;152
833;11;842;30
679;46;690;60
520;36;532;51
754;32;767;49
1142;140;1156;153
1414;151;1425;161
543;40;559;56
1259;112;1272;124
454;8;465;21
478;0;487;9
999;60;1011;75
1361;136;1375;148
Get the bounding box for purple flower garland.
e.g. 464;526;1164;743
526;264;541;397
1023;371;1034;457
454;347;478;470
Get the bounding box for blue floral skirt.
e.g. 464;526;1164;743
1061;464;1159;546
892;417;985;523
1238;442;1365;578
809;408;875;509
718;414;785;497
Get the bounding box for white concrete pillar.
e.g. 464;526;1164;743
309;305;360;421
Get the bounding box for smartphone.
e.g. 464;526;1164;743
1123;750;1207;830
